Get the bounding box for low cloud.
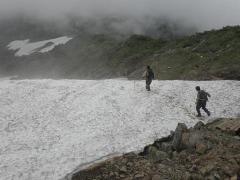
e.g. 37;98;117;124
0;0;240;34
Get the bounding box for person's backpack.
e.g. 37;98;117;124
199;90;209;101
148;70;154;79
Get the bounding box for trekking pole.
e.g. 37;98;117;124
134;80;136;91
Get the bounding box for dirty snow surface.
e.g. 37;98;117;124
7;36;72;56
0;79;239;180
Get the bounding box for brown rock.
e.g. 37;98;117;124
181;132;191;148
196;143;208;154
230;175;238;180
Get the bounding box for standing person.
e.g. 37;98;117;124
143;65;154;91
195;86;211;117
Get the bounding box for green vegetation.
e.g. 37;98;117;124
1;26;240;80
108;26;240;80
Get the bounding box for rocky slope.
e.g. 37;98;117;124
68;118;240;180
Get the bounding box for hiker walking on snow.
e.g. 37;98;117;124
143;65;154;91
195;86;211;117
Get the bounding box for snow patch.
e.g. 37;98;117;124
0;80;239;180
7;36;72;56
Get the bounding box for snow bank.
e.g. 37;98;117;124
7;36;72;56
0;80;239;180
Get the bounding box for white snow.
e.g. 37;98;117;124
0;79;239;180
7;36;72;56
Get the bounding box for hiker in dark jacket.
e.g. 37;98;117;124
142;65;154;91
195;86;211;117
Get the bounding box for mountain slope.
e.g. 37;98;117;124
0;24;240;80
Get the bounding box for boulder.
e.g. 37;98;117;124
160;142;173;153
194;121;205;130
188;132;204;149
146;146;169;163
172;123;188;151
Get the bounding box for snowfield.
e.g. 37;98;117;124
7;36;72;56
0;79;239;180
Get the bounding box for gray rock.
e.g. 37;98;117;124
134;173;145;178
160;142;173;153
146;146;169;162
120;166;128;173
172;123;188;151
188;132;204;148
194;121;205;130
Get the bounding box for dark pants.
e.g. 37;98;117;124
146;79;152;91
196;100;210;116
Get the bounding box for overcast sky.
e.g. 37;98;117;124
0;0;240;31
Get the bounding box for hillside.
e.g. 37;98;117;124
102;26;240;80
0;23;240;80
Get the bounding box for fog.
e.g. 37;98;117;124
0;0;240;33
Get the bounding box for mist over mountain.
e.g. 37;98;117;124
1;0;240;34
0;0;240;80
